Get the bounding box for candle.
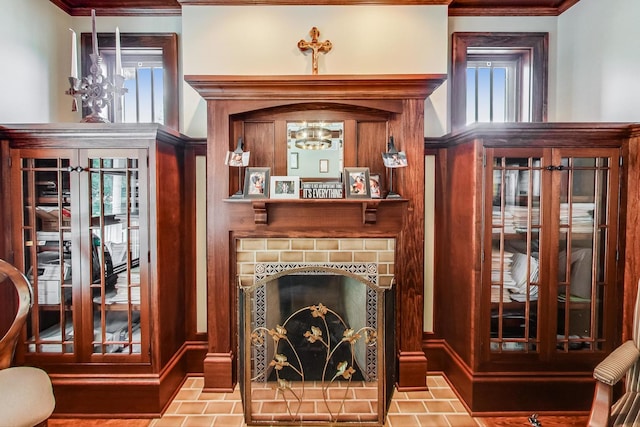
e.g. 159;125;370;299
115;26;122;75
69;28;78;79
91;9;99;57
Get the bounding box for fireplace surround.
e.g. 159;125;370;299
185;74;447;396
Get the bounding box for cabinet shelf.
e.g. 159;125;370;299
37;196;71;205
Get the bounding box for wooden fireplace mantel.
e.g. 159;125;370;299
185;74;446;101
186;73;446;393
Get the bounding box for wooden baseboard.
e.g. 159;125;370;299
423;338;596;414
48;342;206;417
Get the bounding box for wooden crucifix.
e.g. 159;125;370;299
297;27;332;75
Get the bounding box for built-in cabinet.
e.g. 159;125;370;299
0;124;194;416
486;146;619;363
14;147;148;363
427;123;634;414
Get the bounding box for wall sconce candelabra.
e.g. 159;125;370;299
226;137;250;198
382;136;408;199
65;10;126;123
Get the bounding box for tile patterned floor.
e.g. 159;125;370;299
149;374;480;427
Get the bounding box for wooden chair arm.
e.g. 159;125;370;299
593;340;640;386
0;259;33;370
587;340;640;426
587;380;613;427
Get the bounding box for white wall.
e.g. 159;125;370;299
0;0;181;124
0;0;71;123
181;5;449;137
556;0;640;122
3;1;639;129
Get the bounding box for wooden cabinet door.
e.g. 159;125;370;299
483;146;620;364
78;148;149;363
11;149;80;360
547;147;620;357
12;147;150;364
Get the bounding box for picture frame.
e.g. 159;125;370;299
369;173;382;198
244;167;270;199
270;176;300;199
319;159;329;173
344;167;371;199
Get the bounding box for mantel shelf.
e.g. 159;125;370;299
224;198;408;225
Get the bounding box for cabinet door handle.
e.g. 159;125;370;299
67;166;85;173
545;165;566;171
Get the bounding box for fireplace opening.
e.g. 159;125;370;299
265;274;369;383
239;264;394;426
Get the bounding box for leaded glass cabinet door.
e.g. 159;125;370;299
551;148;619;354
485;146;620;360
79;149;149;361
14;149;79;357
487;149;544;354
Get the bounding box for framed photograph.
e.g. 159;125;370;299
270;176;300;199
369;173;382;198
344;167;371;199
382;151;408;168
319;159;329;173
244;167;270;199
290;152;299;169
225;151;250;167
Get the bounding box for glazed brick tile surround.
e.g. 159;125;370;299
236;238;396;289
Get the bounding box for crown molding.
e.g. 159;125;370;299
50;0;580;16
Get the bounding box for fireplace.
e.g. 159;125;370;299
238;242;395;425
186;74;446;396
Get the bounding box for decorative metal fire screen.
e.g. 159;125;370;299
239;263;394;426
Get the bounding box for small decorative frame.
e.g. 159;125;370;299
319;159;329;173
270;176;300;199
290;152;299;169
344;167;371;199
369;173;382;199
244;167;270;199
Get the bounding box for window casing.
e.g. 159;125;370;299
80;33;178;130
451;33;548;131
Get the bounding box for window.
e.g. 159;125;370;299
80;33;178;130
451;33;548;130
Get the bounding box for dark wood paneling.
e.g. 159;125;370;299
155;139;187;366
356;121;388;191
622;127;640;342
436;140;479;367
